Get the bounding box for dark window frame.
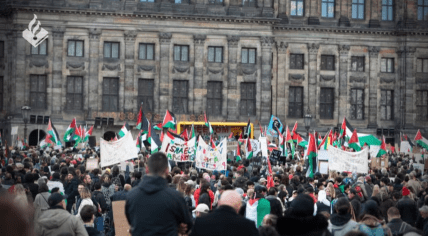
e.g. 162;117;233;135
352;0;365;19
350;88;364;120
240;82;256;116
418;0;428;21
382;0;394;21
288;86;303;118
31;40;47;55
320;88;334;119
138;79;154;112
351;56;365;72
102;77;119;112
290;0;305;16
290;54;304;69
30;74;47;109
380;90;394;120
321;55;335;71
174;45;189;62
0;41;4;58
381;58;395;73
206;81;223;115
103;42;120;59
242;0;256;7
208;46;223;63
417;58;428;73
0;77;3;111
416;90;428;120
138;43;155;60
66;76;83;110
241;48;257;64
140;0;155;2
172;80;189;114
67;40;84;57
321;0;335;18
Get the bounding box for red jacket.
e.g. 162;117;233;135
194;188;214;209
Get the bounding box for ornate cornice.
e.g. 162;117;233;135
52;26;65;39
308;43;319;54
193;34;206;46
276;41;288;54
369;46;380;58
66;61;85;70
124;30;137;41
89;28;102;40
273;26;428;36
159;32;172;44
227;35;240;47
261;36;274;48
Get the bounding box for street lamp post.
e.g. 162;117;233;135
21;106;31;140
304;109;312;135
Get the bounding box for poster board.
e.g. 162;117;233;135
413;163;424;174
195;137;227;171
371;156;389;169
400;141;412;154
160;136;196;162
86;158;98;171
318;161;329;174
328;147;369;174
11;126;18;135
112;201;131;236
259;137;268;158
100;132;138;167
318;150;329;161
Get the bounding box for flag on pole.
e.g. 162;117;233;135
118;122;130;139
291;121;298;137
47;119;62;146
228;132;234;139
210;135;216;148
136;107;143;130
73;126;83;147
278;128;285;156
258;123;264;137
190;124;196;139
148;120;159;154
153;123;162;131
377;135;387;157
236;143;241;161
180;129;189;141
246;137;253;159
245;119;251;138
285;126;294;158
162;110;176;129
415;130;428;150
306;132;317;178
83;125;93;143
204;112;214;134
348;129;361;151
63;118;76;142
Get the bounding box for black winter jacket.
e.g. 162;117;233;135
64;177;79;202
396;196;418;226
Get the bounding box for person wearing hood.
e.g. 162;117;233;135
328;197;359;236
125;152;193;236
35;192;88;236
47;172;65;194
397;186;418;226
316;189;331;214
33;183;51;222
357;200;392;236
239;185;271;228
386;207;421;236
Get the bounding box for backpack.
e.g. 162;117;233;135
359;224;389;236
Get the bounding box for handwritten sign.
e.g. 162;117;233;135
112;201;131;236
259;137;268;158
161;136;196;162
328;146;369;174
100;132;138;167
11;126;18;135
195;137;227;171
86;158;98;171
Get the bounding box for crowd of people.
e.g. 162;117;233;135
0;145;428;236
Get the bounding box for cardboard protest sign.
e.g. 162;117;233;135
86;158;98;171
249;139;261;156
112;201;131;236
259;137;268;158
371;156;389;169
195;137;227;171
319;161;329;174
328;146;369;174
161;135;196;162
100;132;138;167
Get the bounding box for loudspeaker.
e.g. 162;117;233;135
88;136;96;148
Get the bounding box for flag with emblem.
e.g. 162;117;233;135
236;143;242;161
348;129;361;151
377;135;387;157
118;122;130;139
246;137;253;160
415;129;428;150
162;110;176;129
63;118;76;142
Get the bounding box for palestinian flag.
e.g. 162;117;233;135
153;123;162;131
319;130;332;150
228;132;234;139
305;132;317;178
400;132;413;153
136;107;143;130
236;143;242;161
162;110;176;129
63;118;76;142
73;126;83;147
190;124;196;139
258;123;264;137
209;135;216;148
47;119;62;146
245;197;271;228
245;119;251;138
204;112;214;134
148;120;159;153
41;134;53;148
377;135;387;157
180;129;189;141
291;121;299;141
415;129;428;150
83;125;93;143
285;126;294;158
136;130;143;149
204;112;209;127
118;122;130;139
348;129;361;151
246;137;253;159
278;128;285;156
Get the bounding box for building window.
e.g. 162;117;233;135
242;0;256;6
31;40;47;55
241;48;256;64
417;58;428;73
208;46;223;63
66;76;83;110
382;0;393;21
102;77;119;111
174;45;189;62
291;0;304;16
320;88;334;119
30;75;47;109
240;82;256;116
350;88;364;120
209;0;223;4
352;0;365;19
67;40;83;57
0;41;3;58
321;0;335;18
351;56;365;72
139;43;154;60
172;80;188;114
0;77;3;110
418;0;428;20
288;86;303;118
290;54;304;69
207;81;222;115
104;42;120;59
381;58;394;73
380;90;394;120
140;0;155;2
321;55;335;70
138;79;154;112
174;0;190;3
416;90;428;120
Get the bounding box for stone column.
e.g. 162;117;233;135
369;0;380;27
276;41;287;121
260;37;274;124
159;32;172;113
308;0;320;25
368;46;379;127
262;0;274;17
88;28;101;112
51;27;65;116
193;34;206;115
404;47;416;128
227;35;239;121
308;43;319;118
338;45;350;122
124;30;137;113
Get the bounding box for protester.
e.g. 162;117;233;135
357;200;392;236
328;197;359;236
33;182;51;221
193;203;209;218
386;206;421;235
397;186;418;226
80;205;103;236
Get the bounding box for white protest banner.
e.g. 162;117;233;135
318;150;329;161
328;146;369;174
100;132;138;167
259;137;268;158
195;137;227;171
86;158;98;171
400;141;412;154
11;126;18;135
161;135;196;162
319;161;329;174
250;139;261;156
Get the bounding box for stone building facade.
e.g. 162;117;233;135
0;0;427;145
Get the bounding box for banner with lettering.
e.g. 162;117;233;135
195;137;227;171
100;132;138;167
328;146;369;174
161;135;196;162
